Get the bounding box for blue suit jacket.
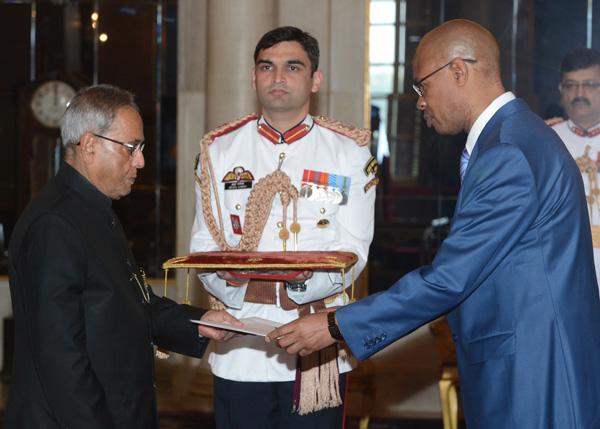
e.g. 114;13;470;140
338;99;600;428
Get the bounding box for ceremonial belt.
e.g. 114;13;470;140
206;278;347;414
244;279;329;314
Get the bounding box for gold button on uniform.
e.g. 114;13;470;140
317;219;330;228
277;221;283;228
320;208;326;214
235;204;241;210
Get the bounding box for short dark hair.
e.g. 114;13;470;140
253;26;320;75
560;48;600;79
61;84;139;148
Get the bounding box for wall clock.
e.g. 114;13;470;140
17;77;82;213
30;80;77;129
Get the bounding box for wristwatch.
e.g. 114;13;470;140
327;311;345;341
284;280;307;292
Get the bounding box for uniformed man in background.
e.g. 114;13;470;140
549;47;600;294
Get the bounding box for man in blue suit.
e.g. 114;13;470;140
267;19;600;427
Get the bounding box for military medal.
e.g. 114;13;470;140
300;184;312;198
300;169;351;205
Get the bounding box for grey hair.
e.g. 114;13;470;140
60;84;140;148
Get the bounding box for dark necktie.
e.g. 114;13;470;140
460;148;470;183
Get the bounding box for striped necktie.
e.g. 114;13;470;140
460;148;470;183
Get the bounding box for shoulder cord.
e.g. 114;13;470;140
576;145;600;222
199;127;300;252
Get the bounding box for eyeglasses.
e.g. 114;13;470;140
413;58;477;97
93;134;145;156
560;81;600;92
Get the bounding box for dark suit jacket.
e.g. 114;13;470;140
6;163;209;428
339;99;600;427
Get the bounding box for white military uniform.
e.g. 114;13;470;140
190;114;377;382
551;118;600;294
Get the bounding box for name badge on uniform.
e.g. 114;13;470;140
300;169;351;205
222;166;254;190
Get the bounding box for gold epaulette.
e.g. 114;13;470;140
545;116;564;127
313;115;372;147
199;113;259;149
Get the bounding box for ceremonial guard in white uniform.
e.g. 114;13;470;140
190;113;376;417
550;119;600;291
550;47;600;294
190;27;377;428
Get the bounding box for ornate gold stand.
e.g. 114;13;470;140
429;316;460;429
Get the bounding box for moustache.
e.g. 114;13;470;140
267;84;290;92
571;97;591;106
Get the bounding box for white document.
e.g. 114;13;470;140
191;316;283;336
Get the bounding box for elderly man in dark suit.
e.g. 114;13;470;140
6;84;240;428
268;20;600;428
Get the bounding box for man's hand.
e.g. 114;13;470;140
265;309;337;356
197;310;243;342
216;270;250;285
216;269;313;284
284;270;313;284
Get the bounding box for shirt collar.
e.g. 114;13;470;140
465;91;516;155
257;115;313;145
567;119;600;137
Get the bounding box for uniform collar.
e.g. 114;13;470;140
568;119;600;137
257;115;313;145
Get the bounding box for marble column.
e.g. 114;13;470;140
206;0;276;129
176;0;208;308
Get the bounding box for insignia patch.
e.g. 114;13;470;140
364;177;379;193
300;169;351;205
364;156;378;177
231;215;243;235
222;166;254;190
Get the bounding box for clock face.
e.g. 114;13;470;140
30;80;77;129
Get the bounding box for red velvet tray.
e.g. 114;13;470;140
162;251;358;280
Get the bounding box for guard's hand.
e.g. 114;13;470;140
216;270;250;286
217;269;313;285
284;270;313;284
265;310;336;356
198;310;244;342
